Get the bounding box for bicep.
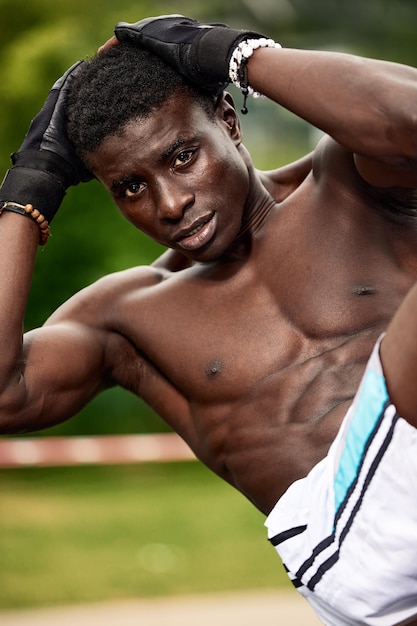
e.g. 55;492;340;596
10;321;110;433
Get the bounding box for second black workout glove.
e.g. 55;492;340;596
0;61;93;223
114;14;267;95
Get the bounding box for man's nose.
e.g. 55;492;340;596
154;177;194;221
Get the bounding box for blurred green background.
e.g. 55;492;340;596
1;462;287;609
1;0;416;437
0;0;416;611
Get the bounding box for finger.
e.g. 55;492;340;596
98;36;120;55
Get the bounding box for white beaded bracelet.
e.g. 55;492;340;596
229;37;282;113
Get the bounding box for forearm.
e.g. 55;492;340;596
0;213;39;415
247;47;417;163
0;61;93;431
0;214;38;360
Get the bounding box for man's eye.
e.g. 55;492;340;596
124;182;144;198
173;150;194;167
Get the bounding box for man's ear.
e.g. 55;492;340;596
215;92;242;144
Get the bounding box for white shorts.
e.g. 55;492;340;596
265;337;417;626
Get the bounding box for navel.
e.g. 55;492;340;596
352;284;377;296
205;358;224;380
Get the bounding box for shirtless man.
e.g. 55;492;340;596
0;15;416;625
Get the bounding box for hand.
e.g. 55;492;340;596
0;61;93;223
114;14;267;95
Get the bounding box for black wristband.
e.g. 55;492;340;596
0;166;65;223
187;27;266;89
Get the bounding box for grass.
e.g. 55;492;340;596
0;461;290;609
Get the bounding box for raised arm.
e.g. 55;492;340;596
246;47;417;187
0;62;108;434
112;15;417;189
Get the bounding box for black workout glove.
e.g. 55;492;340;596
0;61;93;223
114;14;267;95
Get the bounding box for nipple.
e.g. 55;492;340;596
206;359;224;379
352;284;377;296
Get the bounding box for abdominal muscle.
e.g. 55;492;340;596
184;329;380;515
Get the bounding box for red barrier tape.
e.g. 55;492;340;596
0;433;195;467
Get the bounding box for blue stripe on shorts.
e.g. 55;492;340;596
333;368;389;515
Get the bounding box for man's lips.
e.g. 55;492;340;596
174;213;217;251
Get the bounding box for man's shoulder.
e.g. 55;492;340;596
88;265;170;300
256;139;352;203
50;265;168;325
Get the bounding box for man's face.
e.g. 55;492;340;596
87;93;250;262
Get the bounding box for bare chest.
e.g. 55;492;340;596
123;173;417;406
127;250;408;410
113;217;417;511
125;276;390;511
